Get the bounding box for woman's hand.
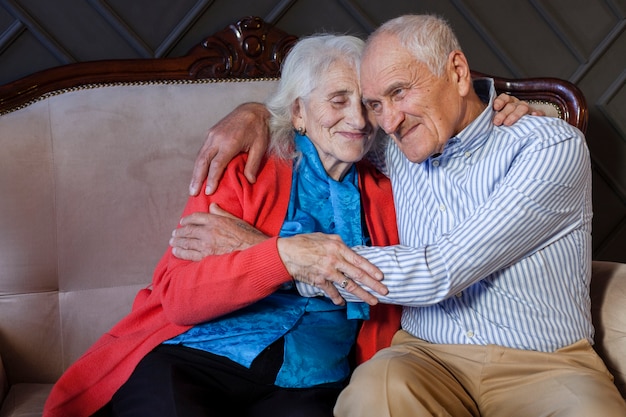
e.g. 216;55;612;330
277;233;389;306
171;208;388;306
170;204;268;261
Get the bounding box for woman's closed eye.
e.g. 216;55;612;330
329;94;349;107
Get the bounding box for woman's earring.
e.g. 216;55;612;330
297;126;306;135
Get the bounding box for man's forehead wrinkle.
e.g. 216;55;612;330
368;63;413;99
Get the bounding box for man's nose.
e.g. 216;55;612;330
379;103;402;135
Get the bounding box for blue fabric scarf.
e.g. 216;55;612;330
281;134;369;320
282;134;367;248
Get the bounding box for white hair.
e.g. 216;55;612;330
266;34;365;159
367;14;462;77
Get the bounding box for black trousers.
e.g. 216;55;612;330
103;341;342;417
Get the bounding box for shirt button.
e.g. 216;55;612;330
466;331;475;338
439;204;446;212
464;151;472;158
455;292;463;298
432;160;440;167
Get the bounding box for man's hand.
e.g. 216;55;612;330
170;204;268;261
277;233;388;306
189;102;271;196
492;93;546;126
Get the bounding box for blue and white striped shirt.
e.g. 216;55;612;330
299;79;593;353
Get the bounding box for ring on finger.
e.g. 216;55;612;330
339;278;349;289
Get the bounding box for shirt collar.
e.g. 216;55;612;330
437;78;496;157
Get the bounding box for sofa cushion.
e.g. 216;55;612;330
590;261;626;397
0;384;52;417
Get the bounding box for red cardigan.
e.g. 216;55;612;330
43;154;401;417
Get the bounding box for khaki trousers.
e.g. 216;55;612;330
334;330;626;417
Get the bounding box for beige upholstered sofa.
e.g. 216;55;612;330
0;16;624;417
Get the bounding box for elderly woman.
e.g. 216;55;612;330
43;34;402;417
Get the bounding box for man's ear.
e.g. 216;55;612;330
448;50;472;97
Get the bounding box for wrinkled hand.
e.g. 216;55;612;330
189;102;271;196
492;93;546;126
170;203;268;261
277;233;388;306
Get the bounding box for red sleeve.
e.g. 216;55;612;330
150;155;293;326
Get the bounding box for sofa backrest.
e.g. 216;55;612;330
0;78;279;384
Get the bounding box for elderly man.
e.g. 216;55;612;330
329;14;626;416
175;14;626;417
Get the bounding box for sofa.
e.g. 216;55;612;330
0;16;624;417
